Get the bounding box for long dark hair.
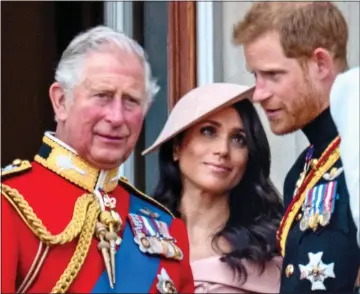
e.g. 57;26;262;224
152;99;283;282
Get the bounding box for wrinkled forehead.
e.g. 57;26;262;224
77;48;146;94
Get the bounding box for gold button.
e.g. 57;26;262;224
310;159;318;170
285;264;294;277
296;213;302;221
12;159;22;167
120;176;128;182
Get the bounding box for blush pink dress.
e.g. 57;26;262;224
191;256;282;293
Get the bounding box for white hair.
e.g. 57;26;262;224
55;25;159;107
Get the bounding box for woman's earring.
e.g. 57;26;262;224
173;156;179;162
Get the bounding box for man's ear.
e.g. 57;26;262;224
49;82;68;122
310;48;334;81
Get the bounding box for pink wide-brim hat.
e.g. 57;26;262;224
142;83;255;155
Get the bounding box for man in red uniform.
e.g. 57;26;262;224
1;25;194;293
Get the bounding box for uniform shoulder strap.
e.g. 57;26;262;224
1;159;32;180
118;177;175;219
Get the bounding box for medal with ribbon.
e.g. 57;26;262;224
300;181;338;231
128;213;183;260
318;181;338;226
150;218;183;260
294;145;314;197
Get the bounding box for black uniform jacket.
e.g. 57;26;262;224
280;108;360;293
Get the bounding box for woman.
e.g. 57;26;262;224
142;83;283;293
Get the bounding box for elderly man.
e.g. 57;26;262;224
1;26;194;293
233;2;360;293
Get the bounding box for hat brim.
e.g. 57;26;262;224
142;84;255;156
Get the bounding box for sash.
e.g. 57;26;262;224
91;193;173;293
277;137;341;256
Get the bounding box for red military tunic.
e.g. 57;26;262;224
1;132;194;293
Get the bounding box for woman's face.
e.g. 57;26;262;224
175;106;249;195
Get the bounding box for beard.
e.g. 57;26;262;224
270;75;327;135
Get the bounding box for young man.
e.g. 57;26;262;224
1;26;194;293
233;2;359;293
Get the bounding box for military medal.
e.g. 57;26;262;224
320;211;331;226
299;252;335;290
309;213;319;230
156;268;178;294
129;214;154;253
299;215;309;231
319;181;338;227
323;167;343;181
300;188;314;231
129;213;183;260
149;236;165;254
150;218;183;260
294;145;314;197
139;207;160;219
311;184;325;231
296;146;317;230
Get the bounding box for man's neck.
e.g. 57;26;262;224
35;132;120;193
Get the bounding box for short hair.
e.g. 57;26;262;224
55;25;159;105
233;2;349;71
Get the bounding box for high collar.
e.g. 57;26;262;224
302;107;338;149
34;132;120;193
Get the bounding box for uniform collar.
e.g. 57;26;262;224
34;132;120;193
302;107;338;149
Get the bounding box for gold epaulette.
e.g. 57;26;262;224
1;159;32;180
119;177;175;219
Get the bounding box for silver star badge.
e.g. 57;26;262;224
299;252;335;290
156;268;177;293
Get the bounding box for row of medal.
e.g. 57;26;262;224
300;181;338;231
129;212;184;261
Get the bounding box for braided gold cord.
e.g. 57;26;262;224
1;183;102;293
1;184;94;245
51;200;101;293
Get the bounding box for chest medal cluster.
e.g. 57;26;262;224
129;211;183;261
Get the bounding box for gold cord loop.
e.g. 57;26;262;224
1;184;101;293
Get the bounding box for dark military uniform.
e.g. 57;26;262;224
279;108;360;293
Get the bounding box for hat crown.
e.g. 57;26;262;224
142;83;254;155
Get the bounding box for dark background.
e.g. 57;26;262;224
1;1;169;193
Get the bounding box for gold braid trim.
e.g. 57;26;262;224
1;184;95;245
51;200;100;293
279;147;340;256
1;184;101;293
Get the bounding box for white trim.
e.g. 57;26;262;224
104;2;135;185
196;1;215;86
45;131;78;154
196;1;223;86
